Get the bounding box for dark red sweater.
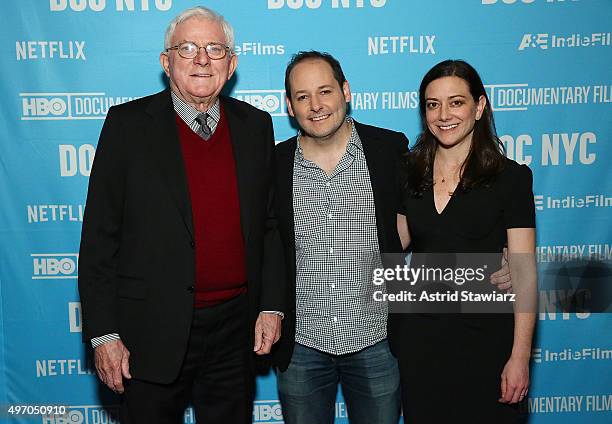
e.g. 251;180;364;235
175;108;247;308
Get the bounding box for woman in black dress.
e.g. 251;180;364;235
391;60;537;423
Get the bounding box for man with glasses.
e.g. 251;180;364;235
78;6;284;424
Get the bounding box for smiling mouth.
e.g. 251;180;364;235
310;114;330;122
438;124;459;130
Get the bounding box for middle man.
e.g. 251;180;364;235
271;51;408;424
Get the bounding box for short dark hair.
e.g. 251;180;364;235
284;51;346;99
407;59;506;196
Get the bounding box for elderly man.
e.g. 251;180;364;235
78;7;284;424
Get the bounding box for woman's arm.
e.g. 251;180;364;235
499;227;537;404
397;213;411;250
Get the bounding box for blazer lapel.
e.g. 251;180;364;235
146;90;194;239
275;137;297;238
274;137;297;274
221;97;252;244
356;121;389;249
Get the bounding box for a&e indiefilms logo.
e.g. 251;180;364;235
518;33;611;51
532;347;612;364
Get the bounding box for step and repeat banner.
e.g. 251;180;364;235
1;0;611;423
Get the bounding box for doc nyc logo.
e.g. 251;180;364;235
50;0;172;12
59;144;95;177
268;0;386;9
483;0;579;4
32;253;79;279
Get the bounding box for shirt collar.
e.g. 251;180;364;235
345;117;363;154
295;117;362;161
170;91;220;127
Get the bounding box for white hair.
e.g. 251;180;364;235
163;6;235;51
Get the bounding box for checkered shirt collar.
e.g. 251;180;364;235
170;91;220;130
296;117;362;161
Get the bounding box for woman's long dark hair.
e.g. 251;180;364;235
406;60;506;196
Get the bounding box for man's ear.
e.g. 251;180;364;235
160;52;170;78
342;80;351;103
227;53;238;81
286;96;295;118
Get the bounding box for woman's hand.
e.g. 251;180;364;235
499;354;530;404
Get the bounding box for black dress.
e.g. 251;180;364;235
389;159;535;424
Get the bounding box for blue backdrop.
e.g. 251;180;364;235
1;0;611;423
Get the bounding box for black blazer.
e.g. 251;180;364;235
270;121;408;370
78;90;285;384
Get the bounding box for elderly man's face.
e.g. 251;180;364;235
160;17;237;108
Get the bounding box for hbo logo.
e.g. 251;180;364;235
50;410;84;424
33;257;77;277
22;97;67;117
253;403;283;421
241;95;281;114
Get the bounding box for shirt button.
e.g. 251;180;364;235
327;213;333;219
326;182;331;187
333;317;338;322
328;247;334;254
331;283;336;289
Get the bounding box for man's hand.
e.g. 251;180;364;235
94;339;131;393
491;247;512;291
253;312;282;355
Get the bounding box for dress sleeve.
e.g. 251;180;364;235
503;163;536;229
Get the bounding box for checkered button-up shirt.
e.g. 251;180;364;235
293;119;387;355
171;91;221;134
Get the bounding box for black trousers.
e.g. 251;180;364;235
121;293;254;424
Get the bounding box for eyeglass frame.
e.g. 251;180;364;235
165;41;233;60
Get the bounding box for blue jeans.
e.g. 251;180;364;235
277;340;401;424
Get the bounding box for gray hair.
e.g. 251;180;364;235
163;6;235;51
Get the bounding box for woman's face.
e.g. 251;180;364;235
424;76;486;150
